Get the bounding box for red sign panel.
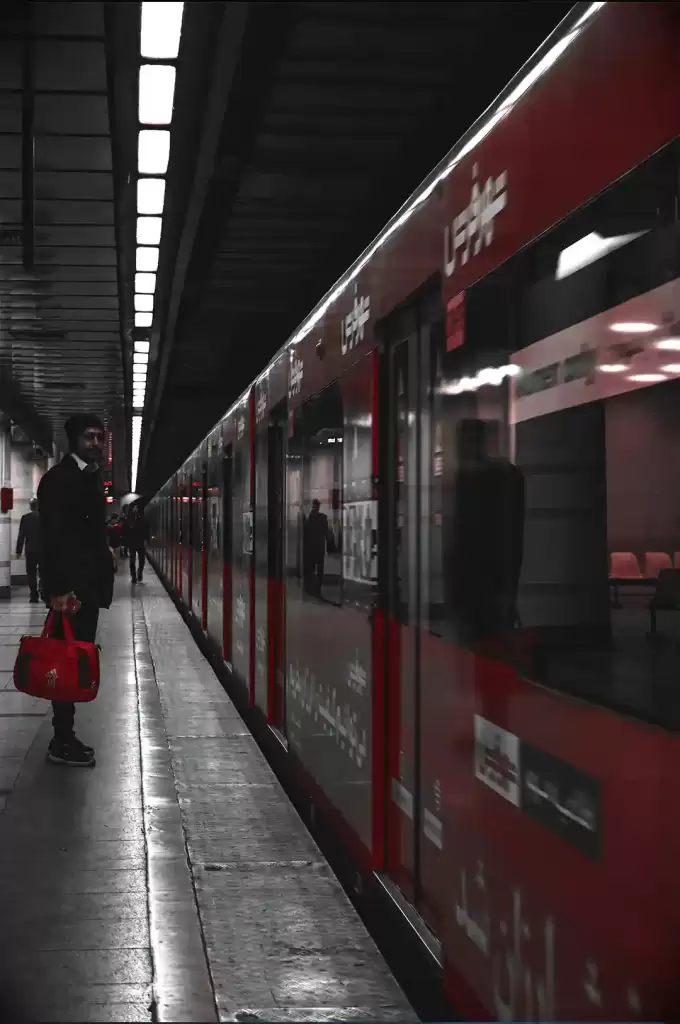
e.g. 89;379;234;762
446;291;466;352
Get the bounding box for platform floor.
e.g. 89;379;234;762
0;575;415;1024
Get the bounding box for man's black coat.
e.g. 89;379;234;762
37;455;114;608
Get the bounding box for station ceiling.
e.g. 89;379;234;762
0;1;575;493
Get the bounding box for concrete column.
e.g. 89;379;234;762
0;430;11;599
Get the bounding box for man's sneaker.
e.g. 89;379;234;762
46;739;95;767
71;736;95;758
138;572;143;583
29;594;39;604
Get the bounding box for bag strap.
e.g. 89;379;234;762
42;611;75;643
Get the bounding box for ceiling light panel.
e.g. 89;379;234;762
137;178;165;216
139;64;176;125
135;312;153;328
141;2;184;59
138;129;171;175
134;341;151;354
136;247;159;272
134;294;154;312
137;217;162;245
135;272;157;294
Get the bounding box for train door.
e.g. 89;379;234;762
222;442;233;664
268;405;286;731
191;455;204;622
254;423;269;712
383;287;446;931
181;470;190;600
206;429;224;649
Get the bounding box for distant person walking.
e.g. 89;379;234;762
125;504;150;584
304;499;330;595
15;498;41;604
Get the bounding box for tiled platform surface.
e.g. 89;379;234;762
0;577;416;1024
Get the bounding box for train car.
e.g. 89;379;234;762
148;3;680;1018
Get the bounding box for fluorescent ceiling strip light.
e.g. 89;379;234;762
135;272;157;294
134;294;154;312
137;178;165;216
272;3;606;359
134;341;150;353
137;217;162;245
140;1;184;59
134;353;149;364
139;64;176;125
135;312;153;327
138;129;171;174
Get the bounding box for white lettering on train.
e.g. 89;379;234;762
444;164;508;277
289;354;303;398
341;282;371;355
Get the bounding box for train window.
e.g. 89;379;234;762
451;137;680;731
288;384;344;607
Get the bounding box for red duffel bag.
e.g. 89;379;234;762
13;612;100;702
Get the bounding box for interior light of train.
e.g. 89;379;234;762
278;3;605;358
134;341;151;354
136;217;162;245
138;129;171;175
134;294;154;312
597;363;627;373
609;322;657;333
655;338;680;350
628;373;667;383
138;65;176;125
141;3;184;60
555;230;646;280
661;364;680;373
136;247;159;272
135;272;157;294
137;178;166;216
445;364;520;395
135;312;153;327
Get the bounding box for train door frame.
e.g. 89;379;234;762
267;401;287;733
380;282;444;915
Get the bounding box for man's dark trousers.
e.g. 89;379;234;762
50;606;99;742
130;545;145;581
25;553;40;601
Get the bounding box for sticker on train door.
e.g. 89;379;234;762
474;714;520;807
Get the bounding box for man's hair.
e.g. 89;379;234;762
64;414;105;451
29;498;38;512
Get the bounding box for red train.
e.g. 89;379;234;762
149;3;680;1018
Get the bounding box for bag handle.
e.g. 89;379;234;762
42;611;75;643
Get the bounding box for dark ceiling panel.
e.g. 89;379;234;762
0;0;125;460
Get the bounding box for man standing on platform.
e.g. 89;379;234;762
15;498;41;604
38;414;114;767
